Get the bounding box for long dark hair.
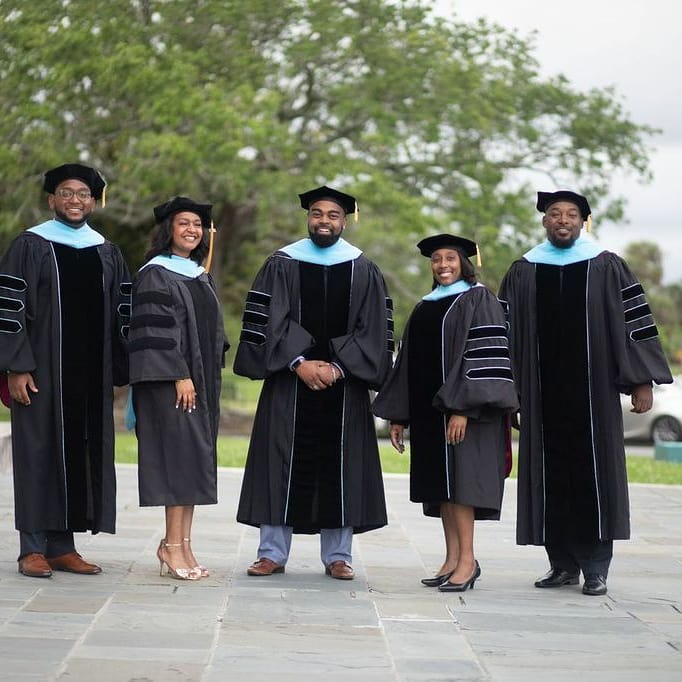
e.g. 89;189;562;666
457;248;477;284
431;246;478;288
144;214;209;265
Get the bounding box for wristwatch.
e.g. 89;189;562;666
291;356;305;371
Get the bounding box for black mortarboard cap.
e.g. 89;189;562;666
536;190;591;220
298;185;358;217
417;234;479;259
153;196;213;229
43;163;106;200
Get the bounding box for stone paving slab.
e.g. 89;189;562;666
60;659;206;682
0;465;680;681
211;622;392;676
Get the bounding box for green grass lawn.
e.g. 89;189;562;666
115;433;682;485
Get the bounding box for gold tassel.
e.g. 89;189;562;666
205;221;217;273
586;215;592;233
101;187;106;208
354;201;359;223
475;243;482;268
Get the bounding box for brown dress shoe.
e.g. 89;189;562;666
247;557;285;576
18;553;52;578
325;560;354;580
46;552;102;574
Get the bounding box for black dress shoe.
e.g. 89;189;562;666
421;570;454;587
582;574;607;596
534;568;580;588
438;561;481;592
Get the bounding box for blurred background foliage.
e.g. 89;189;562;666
1;0;679;378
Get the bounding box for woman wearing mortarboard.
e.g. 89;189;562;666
128;197;228;580
373;234;517;591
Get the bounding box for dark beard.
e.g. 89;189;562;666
309;230;341;248
548;235;577;249
54;208;89;228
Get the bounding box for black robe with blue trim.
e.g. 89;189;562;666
0;231;130;534
372;285;518;519
234;249;393;534
499;251;672;546
128;264;226;506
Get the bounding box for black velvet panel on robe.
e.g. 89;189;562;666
536;262;599;544
53;244;104;532
286;260;351;531
185;279;219;417
407;296;455;503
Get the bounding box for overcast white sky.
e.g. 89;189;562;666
435;0;682;283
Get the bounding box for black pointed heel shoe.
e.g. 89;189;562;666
438;560;481;592
421;570;454;587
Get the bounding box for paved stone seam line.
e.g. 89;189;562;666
52;593;116;681
201;520;253;680
443;604;493;681
202;521;253;678
370;601;401;682
626;609;682;655
380;617;458;623
201;576;232;682
354;535;401;682
3;584;44;632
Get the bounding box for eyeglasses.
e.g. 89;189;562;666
55;188;93;201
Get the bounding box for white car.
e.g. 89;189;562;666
621;379;682;443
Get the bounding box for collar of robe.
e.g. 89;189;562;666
140;253;205;278
280;237;362;265
28;219;105;249
422;279;479;301
523;235;605;265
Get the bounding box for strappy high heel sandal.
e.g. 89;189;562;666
158;541;201;580
183;538;209;577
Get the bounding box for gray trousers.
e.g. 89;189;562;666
258;524;353;566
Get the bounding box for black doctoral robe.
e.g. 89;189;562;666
373;285;518;519
499;251;673;546
234;249;393;533
0;231;130;534
129;263;227;506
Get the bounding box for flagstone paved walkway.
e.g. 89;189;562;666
0;456;681;680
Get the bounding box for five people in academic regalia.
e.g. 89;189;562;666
373;234;518;591
0;163;131;578
128;197;228;580
499;190;673;596
234;186;394;580
1;168;675;598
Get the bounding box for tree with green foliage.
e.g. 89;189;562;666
624;241;664;291
623;242;682;370
0;0;656;333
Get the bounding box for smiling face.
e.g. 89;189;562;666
430;247;462;286
48;178;96;227
170;211;204;258
542;200;584;249
307;199;346;248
